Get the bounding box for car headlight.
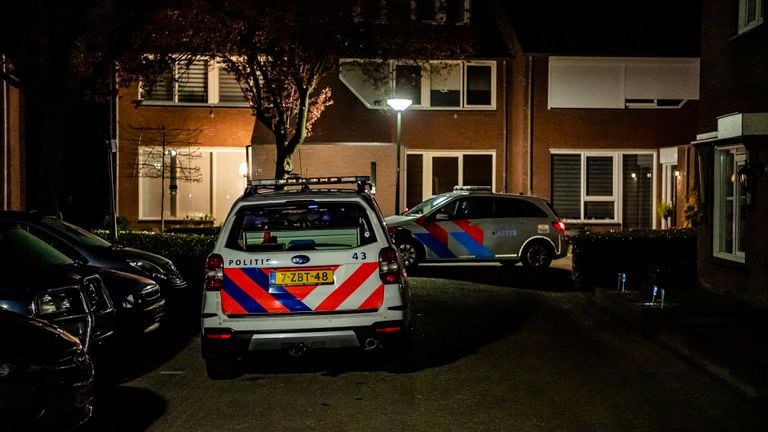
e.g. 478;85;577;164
127;259;164;279
35;287;86;317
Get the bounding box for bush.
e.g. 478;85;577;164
570;228;696;294
93;230;217;291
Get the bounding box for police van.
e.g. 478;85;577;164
201;176;409;379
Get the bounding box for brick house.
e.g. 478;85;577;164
690;0;768;306
496;2;701;231
115;0;702;233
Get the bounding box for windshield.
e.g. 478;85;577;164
225;200;378;252
403;195;453;216
39;218;113;248
0;227;75;268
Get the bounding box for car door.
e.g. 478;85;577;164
491;197;551;257
420;196;496;260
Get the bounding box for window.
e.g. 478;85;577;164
713;146;747;263
465;64;492;106
406;151;494;209
410;0;471;25
551;151;655;226
340;59;496;110
141;57;248;106
395;64;422;105
138;147;248;225
739;0;764;34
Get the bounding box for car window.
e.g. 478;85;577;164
404;194;452;216
455;197;494;219
0;227;75;268
39;218;113;248
494;198;549;218
225;201;378;252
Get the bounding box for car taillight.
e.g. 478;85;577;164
205;254;224;291
378;246;401;284
553;220;566;234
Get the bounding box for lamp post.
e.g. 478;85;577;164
387;98;412;215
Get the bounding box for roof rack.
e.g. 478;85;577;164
245;176;372;195
453;185;492;192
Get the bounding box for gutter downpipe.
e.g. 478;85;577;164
2;55;7;209
527;55;534;195
502;59;508;192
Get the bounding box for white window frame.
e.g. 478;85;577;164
138;147;248;224
407;150;496;200
582;153;619;222
713;145;747;263
390;60;496;110
140;57;248;107
550;149;658;225
739;0;764;34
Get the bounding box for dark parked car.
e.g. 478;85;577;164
0;225;116;352
1;308;95;431
0;224;165;338
0;211;188;305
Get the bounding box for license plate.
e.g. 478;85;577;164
270;269;334;286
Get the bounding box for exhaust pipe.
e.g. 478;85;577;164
363;338;380;351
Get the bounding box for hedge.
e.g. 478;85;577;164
570;228;696;294
94;230;217;291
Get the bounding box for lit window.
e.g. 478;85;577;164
139;147;247;225
739;0;764;34
713;146;747;262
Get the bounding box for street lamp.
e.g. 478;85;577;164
387;98;412;214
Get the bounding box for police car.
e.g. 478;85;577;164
385;186;567;270
201;176;409;379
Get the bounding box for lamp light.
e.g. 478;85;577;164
386;98;412;215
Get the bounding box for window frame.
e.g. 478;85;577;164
738;0;764;34
390;60;496;110
550;150;658;225
712;145;747;263
140;57;249;107
406;150;496;204
137;147;248;224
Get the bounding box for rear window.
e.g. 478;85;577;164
225;201;378;252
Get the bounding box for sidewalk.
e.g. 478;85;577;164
592;282;768;398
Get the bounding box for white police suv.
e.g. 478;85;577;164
385;186;567;270
201;176;409;379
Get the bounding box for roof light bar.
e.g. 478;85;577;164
453;185;492;192
249;176;370;187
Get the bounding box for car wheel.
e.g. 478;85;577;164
205;358;239;380
521;242;553;271
397;239;423;269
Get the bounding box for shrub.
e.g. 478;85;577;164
93;230;217;290
570;228;696;294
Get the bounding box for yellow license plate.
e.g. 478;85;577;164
271;269;334;286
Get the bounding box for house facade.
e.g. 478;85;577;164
690;0;767;306
114;0;702;233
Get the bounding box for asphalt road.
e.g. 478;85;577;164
83;262;767;432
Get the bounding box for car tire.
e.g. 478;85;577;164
397;239;423;269
205;358;239;380
521;242;553;271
